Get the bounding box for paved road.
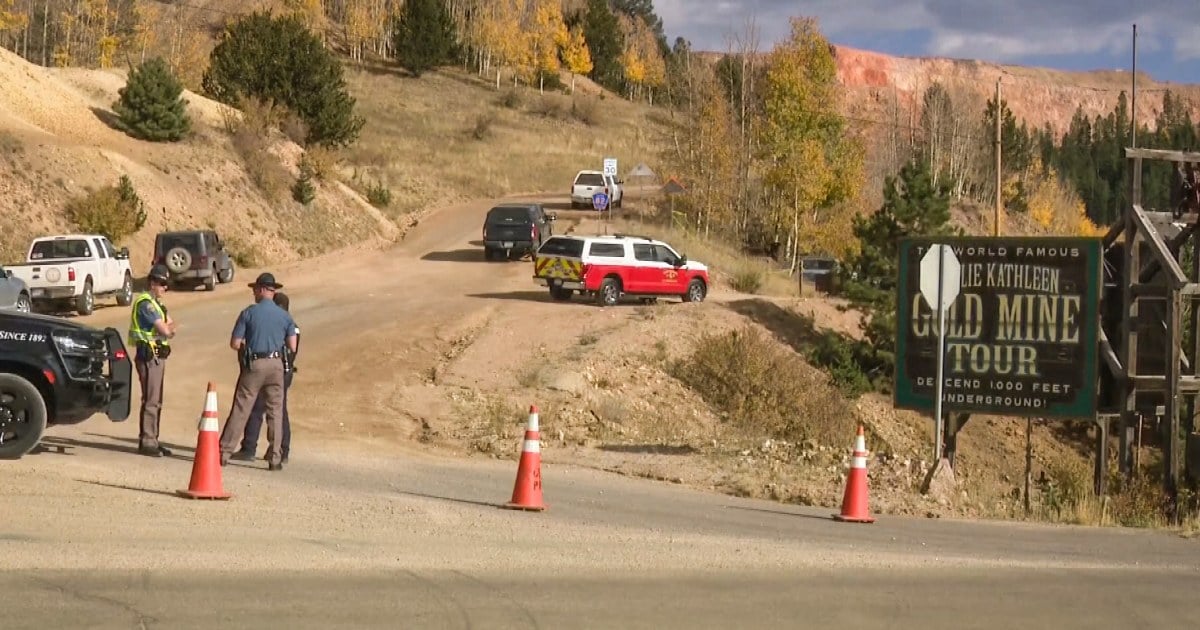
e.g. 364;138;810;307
2;193;1197;627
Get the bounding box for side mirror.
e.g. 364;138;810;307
675;255;687;267
617;179;625;185
547;213;557;221
117;247;130;259
4;270;11;278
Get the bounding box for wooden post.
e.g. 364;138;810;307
994;78;1003;237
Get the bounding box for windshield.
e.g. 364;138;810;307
575;173;605;187
487;207;531;223
156;233;201;253
29;239;91;260
538;237;585;257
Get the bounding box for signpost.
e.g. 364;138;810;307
895;237;1102;423
603;158;618;178
918;244;961;460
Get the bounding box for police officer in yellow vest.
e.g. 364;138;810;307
128;264;177;457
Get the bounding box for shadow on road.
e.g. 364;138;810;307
78;480;181;499
598;444;697;455
82;433;197;459
722;503;839;524
396;490;503;510
466;291;550;302
420;249;489;263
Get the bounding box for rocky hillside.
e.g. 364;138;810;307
833;45;1200;136
0;46;400;273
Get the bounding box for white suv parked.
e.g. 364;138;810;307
570;170;622;210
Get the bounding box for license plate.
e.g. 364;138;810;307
32;289;44;297
502;241;514;248
552;279;562;286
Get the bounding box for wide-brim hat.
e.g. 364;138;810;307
248;272;283;289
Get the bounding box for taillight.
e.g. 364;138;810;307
113;349;127;361
68;267;76;282
531;225;538;241
581;263;591;277
43;369;56;385
198;255;208;266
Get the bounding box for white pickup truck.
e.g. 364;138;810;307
5;234;135;316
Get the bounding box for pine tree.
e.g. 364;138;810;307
112;57;192;142
203;12;365;148
845;159;955;373
292;156;317;205
392;0;459;78
582;0;625;92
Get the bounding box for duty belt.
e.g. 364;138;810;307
249;351;282;360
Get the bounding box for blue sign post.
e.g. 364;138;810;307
592;192;609;211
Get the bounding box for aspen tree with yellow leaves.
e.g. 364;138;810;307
757;17;864;271
528;0;568;92
1023;156;1103;237
562;25;592;94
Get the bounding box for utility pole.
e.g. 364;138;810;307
994;78;1003;237
1131;24;1138;149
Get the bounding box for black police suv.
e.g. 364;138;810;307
0;310;132;459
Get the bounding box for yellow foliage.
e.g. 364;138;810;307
0;0;28;32
529;0;568;77
616;13;664;92
758;17;864;263
1022;156;1104;237
562;25;592;76
97;35;120;69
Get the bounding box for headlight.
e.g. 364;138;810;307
53;330;101;354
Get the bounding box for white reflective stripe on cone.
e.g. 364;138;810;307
523;439;541;453
199;416;220;432
852;455;867;468
854;435;866;452
527;413;539;432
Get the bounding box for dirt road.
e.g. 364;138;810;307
3;194;1197;628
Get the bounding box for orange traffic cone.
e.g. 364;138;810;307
176;382;232;500
832;425;874;523
502;405;546;511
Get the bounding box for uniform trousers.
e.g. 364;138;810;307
240;370;293;458
135;355;166;450
219;357;286;465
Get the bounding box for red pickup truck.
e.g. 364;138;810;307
532;234;709;306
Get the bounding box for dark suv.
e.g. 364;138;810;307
153;230;235;291
481;203;556;260
0;309;132;459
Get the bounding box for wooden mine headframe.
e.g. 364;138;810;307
1097;147;1200;513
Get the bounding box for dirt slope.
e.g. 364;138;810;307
0;47;397;272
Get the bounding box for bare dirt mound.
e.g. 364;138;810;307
0;47;397;271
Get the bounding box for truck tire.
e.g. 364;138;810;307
683;278;707;303
204;266;216;291
116;272;133;306
76;279;94;316
165;247;191;274
218;262;234;284
596;276;621;307
15;292;30;313
0;372;48;460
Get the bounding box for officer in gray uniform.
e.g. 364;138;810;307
217;272;298;471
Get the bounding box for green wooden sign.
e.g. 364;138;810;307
894;237;1102;420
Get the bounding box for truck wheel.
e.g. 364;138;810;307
0;373;48;460
15;292;30;313
596;277;621;307
683;278;707;303
76;279;94;316
116;273;133;306
204;266;216;291
218;263;234;284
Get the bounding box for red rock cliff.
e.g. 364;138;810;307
833;44;1200;138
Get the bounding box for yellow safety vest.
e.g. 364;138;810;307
128;292;169;349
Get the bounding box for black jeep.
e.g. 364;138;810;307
153;230;236;291
0;310;132;459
